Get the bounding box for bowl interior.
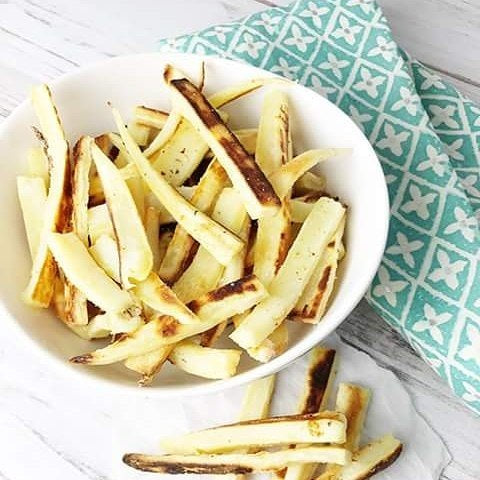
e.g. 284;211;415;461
0;53;388;395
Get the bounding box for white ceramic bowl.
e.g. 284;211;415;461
0;53;389;397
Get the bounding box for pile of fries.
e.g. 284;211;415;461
123;347;403;479
17;63;348;384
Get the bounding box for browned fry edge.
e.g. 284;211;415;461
203;411;344;430
278;102;290;166
70;353;93;364
353;443;403;480
302;349;337;414
94;134;118;160
294;192;324;203
63;137;89;324
293;265;332;322
187;274;258;314
123;454;253;475
28;121;70;306
169;77;281;209
200;321;227;347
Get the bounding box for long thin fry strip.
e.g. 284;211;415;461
165;71;281;219
256;89;291;177
70;275;266;365
337;384;371;452
168;341;242;379
123;446;350;474
64;137;91;325
89;234;120;283
88;204;114;243
161;412;346;454
159;161;228;283
173;188;248;303
112;108;243;266
270;149;342;199
23;84;71;307
144;206;161;271
254;205;290;288
253;89;291;293
134;106;169;129
283;348;338;480
17;176;47;259
292;219;346;324
231;198;346;349
293;172;326;197
315;435;402;480
90;139;153;288
133;272;200;324
27;146;49;186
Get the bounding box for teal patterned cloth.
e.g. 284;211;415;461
158;0;480;414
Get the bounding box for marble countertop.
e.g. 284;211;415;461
0;1;479;479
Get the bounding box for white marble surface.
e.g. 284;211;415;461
0;1;479;480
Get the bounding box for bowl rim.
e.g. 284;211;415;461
0;52;390;398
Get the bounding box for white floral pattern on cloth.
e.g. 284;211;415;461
158;0;480;414
412;304;452;345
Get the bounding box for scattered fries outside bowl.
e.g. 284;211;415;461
123;347;404;479
1;53;389;395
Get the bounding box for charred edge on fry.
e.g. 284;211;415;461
293;266;332;320
187;274;258;313
300;191;324;203
278;104;290;166
342;386;364;438
33;125;72;232
171;78;280;207
276;468;287;479
305;350;337;409
200;321;227;347
302;349;337;414
70;353;93;364
94;134;118;160
209;411;343;429
122;455;253;475
275;221;291;274
354;444;403;480
156;316;179;337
